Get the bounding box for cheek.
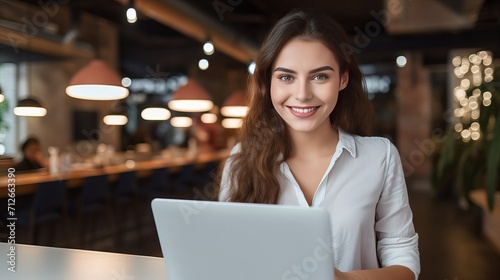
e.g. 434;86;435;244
270;82;286;106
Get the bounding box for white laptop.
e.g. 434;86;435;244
151;198;334;280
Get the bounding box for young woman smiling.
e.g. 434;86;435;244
218;10;420;280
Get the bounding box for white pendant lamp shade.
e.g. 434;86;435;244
168;79;213;112
103;114;128;125
221;90;248;118
66;59;129;100
13;97;47;117
141;107;171;121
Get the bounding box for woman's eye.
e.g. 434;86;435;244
312;74;328;81
279;75;293;82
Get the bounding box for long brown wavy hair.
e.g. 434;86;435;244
217;10;373;204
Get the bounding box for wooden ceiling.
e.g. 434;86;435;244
1;0;499;77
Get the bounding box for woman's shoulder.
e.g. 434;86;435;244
346;133;399;158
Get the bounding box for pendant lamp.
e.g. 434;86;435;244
168;79;213;112
66;59;129;100
141;107;171;121
222;118;243;129
170;116;193;128
220;90;248;118
103;114;128;125
13;97;47;117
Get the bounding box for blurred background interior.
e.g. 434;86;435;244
0;0;499;279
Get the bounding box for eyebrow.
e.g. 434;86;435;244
273;66;335;74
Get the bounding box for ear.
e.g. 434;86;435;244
339;71;349;91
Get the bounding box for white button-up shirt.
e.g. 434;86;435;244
219;129;420;279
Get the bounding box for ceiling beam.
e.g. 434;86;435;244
0;26;94;59
115;0;258;63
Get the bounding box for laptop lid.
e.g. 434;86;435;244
151;198;334;280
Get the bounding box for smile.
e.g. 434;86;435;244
287;106;320;118
289;106;319;114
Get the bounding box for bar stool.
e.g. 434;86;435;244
112;171;141;248
149;168;170;199
78;175;114;248
16;180;68;246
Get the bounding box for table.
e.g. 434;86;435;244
0;243;168;279
0;149;229;198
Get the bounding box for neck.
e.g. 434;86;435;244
288;123;339;160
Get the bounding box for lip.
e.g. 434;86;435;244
287;106;320;118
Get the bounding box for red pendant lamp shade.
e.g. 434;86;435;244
168;79;213;112
66;59;129;100
221;90;248;118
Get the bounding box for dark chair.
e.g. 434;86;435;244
16;180;68;246
78;175;113;248
112;171;141;247
114;171;138;204
149;168;169;199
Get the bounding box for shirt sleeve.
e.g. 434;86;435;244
375;141;420;279
218;143;241;202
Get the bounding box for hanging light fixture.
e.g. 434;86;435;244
104;101;128;125
126;0;137;23
203;40;214;55
168;79;213;112
13;97;47;117
103;114;128;125
221;90;248;118
170;116;193;128
222;118;243;129
66;59;129;100
141;107;171;121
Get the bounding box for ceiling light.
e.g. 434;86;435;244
201;113;217;124
396;55;407;68
198;59;209;70
121;77;132;87
66;59;129;100
203;41;214;55
248;62;256;74
126;0;137;23
141;107;171;120
221;90;248;118
127;8;137;23
13;97;47;117
103;115;128;125
171;116;193;128
168;79;213;112
222;118;243;129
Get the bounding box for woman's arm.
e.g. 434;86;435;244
335;265;415;280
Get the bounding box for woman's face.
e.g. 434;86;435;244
270;38;348;135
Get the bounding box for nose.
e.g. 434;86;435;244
294;79;312;102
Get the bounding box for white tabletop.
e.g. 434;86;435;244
1;243;168;280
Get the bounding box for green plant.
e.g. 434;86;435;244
433;67;500;210
0;95;9;131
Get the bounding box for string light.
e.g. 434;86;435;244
452;50;493;142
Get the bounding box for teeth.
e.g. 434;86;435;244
292;107;316;113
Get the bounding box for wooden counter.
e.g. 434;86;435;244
0;149;229;198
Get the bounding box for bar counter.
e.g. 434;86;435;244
0;149;229;198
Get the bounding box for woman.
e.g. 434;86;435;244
218;10;420;280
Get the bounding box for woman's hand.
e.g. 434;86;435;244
334;265;415;280
334;268;357;280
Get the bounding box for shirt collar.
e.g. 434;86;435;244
338;128;357;158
